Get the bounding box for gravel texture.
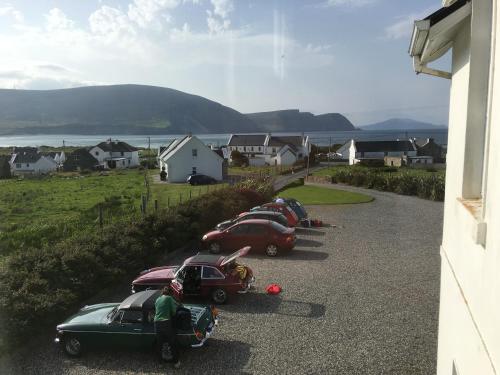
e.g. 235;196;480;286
0;183;443;375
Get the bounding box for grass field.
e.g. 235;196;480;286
277;185;373;205
0;169;226;254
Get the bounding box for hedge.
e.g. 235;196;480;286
327;167;445;201
0;179;273;344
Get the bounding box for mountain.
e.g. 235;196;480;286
0;85;356;135
246;110;355;132
0;85;258;135
360;118;447;131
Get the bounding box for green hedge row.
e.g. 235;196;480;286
0;180;273;344
327;167;445;201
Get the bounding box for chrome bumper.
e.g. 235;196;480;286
191;318;218;348
237;276;256;294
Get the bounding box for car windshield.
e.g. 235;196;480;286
269;221;288;233
106;306;118;322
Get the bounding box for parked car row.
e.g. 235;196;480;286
55;197;308;359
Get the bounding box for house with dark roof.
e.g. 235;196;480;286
346;139;418;165
227;133;310;166
89;140;139;169
158;135;224;182
10;150;58;175
63;148;100;172
414;138;446;162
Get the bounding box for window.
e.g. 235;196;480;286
192;167;197;174
121;151;124;156
202;266;224;279
243;146;246;152
247;224;266;235
192;149;197;157
120;310;143;324
26;163;29;167
272;148;276;153
95;151;99;156
251;146;254;151
16;163;21;168
228;224;249;235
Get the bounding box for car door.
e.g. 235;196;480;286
223;223;250;250
182;266;202;296
201;266;226;297
102;309;145;348
246;223;268;251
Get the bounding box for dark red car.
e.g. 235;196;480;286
250;202;300;227
132;247;254;304
202;219;296;257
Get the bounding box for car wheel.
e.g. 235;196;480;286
211;288;228;304
265;244;279;257
208;242;221;254
63;336;83;357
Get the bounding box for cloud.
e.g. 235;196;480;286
89;6;136;36
321;0;375;8
384;8;434;40
0;4;23;23
211;0;233;18
127;0;180;29
45;8;75;31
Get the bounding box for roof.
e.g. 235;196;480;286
424;0;469;27
278;145;297;156
95;141;138;152
185;254;224;266
13;152;42;163
267;136;303;149
354;141;416;153
118;290;160;311
228;134;266;146
159;136;189;160
240;211;284;218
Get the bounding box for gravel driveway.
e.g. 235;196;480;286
0;184;443;375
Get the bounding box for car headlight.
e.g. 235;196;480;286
202;235;208;240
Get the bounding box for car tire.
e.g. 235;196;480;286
211;288;228;304
208;242;221;254
63;336;83;357
265;244;279;257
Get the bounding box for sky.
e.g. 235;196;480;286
0;0;451;126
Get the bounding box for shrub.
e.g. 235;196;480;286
0;181;272;344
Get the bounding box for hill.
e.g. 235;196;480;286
0;85;356;135
360;118;447;131
246;110;355;132
0;85;258;135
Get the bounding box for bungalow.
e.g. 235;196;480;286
89;140;139;169
10;152;58;175
347;139;417;165
227;133;310;166
158;135;224;183
414;138;446;162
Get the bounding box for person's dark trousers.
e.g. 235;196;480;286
154;319;179;363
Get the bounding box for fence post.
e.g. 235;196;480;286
168;196;170;207
179;193;182;203
154;199;158;212
189;190;192;199
98;204;103;231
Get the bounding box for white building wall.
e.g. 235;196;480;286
163;137;223;182
277;150;297;166
437;5;499;375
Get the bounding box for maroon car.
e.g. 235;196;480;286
132;247;254;304
202;219;296;257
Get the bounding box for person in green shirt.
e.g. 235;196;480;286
154;286;181;368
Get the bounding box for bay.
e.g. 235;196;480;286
0;129;448;149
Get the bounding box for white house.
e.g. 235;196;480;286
227;133;310;166
158;135;224;183
89;140;139;169
410;1;499;374
10;152;58;175
346;139;417;165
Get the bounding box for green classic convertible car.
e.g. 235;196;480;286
55;290;218;357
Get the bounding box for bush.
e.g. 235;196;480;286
0;181;272;344
326;166;445;201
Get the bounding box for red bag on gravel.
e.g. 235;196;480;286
266;283;282;295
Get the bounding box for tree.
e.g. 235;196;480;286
230;150;249;167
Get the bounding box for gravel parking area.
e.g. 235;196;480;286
0;184;443;375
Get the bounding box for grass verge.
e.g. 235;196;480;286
277;184;373;205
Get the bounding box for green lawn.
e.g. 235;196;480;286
277;185;373;205
0;169;225;254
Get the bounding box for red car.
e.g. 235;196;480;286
132;247;254;304
202;219;296;257
250;202;300;227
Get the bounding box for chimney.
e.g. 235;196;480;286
188;132;192;137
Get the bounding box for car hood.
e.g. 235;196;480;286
133;265;178;284
203;230;221;238
57;303;118;329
